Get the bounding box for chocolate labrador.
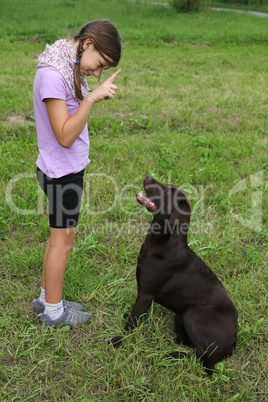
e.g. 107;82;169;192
110;176;238;375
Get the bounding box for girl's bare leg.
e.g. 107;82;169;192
42;236;51;289
41;227;76;304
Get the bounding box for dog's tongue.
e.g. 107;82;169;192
137;191;158;211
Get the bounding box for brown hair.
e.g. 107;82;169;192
73;20;121;100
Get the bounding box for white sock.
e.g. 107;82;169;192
44;300;64;320
40;287;46;304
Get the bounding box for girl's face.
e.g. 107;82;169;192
80;39;112;78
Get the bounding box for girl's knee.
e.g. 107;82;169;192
50;227;76;253
64;228;76;252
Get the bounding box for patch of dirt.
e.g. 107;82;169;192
192;42;210;48
3;114;35;126
31;53;39;60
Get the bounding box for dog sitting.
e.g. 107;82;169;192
110;175;238;375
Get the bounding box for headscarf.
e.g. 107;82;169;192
37;39;90;103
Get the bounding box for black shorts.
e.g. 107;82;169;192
37;167;84;229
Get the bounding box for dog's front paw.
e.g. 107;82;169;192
108;336;123;348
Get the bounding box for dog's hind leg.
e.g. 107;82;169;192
183;305;237;375
200;345;235;376
168;313;192;360
174;313;192;347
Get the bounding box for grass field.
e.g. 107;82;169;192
0;0;267;400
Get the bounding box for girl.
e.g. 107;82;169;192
33;20;121;328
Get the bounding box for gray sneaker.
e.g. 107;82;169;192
33;297;84;314
40;306;92;328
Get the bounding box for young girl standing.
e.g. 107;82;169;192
33;20;121;328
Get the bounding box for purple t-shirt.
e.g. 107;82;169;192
33;67;90;178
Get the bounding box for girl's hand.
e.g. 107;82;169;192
45;71;120;149
87;70;121;104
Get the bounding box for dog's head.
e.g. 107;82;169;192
136;176;191;232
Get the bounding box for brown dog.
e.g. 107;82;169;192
110;176;238;375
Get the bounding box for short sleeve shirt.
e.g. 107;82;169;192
33;67;90;178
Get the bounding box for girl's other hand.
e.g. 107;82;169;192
87;70;121;104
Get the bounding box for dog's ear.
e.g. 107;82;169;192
169;191;191;226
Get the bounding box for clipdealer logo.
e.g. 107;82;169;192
5;170;266;234
228;171;264;233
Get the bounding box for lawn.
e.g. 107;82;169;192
0;0;267;400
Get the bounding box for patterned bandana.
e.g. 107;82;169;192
37;39;90;103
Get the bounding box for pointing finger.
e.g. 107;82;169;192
107;69;121;83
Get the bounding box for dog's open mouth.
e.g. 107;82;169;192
136;191;158;211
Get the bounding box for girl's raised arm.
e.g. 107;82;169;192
45;70;121;149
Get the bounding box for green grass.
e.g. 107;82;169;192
0;0;267;400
